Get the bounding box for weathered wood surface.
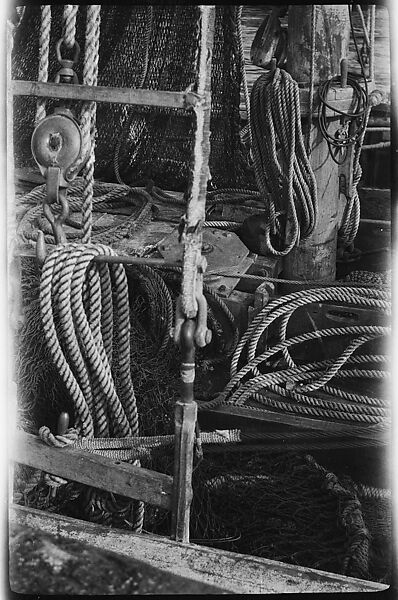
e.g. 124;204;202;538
201;404;388;442
12;431;173;510
10;505;388;594
11;80;199;110
283;6;351;283
240;5;390;115
9;519;227;595
171;400;197;543
181;6;215;318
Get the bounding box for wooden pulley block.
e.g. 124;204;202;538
31;107;87;187
250;6;288;69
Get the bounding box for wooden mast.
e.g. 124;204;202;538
283;5;351;282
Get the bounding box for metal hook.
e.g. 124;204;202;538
43;187;70;244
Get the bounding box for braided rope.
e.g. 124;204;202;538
36;5;51;124
251;68;318;255
80;5;101;244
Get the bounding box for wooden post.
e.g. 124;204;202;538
171;320;197;543
283;6;351;282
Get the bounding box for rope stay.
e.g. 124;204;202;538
36;5;51;125
80;4;101;244
180;5;214;320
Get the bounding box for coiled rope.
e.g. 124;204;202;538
39;242;144;530
199;286;390;427
250;68;318;255
17;178;153;247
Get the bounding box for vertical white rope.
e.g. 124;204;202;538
369;5;376;83
306;5;316;157
181;5;215;318
36;5;51;124
62;5;78;49
80;5;101;244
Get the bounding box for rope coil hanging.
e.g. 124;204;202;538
250;67;318;256
39;242;144;530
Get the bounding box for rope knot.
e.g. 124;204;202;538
39;425;79;448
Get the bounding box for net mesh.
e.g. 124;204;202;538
12;5;253;191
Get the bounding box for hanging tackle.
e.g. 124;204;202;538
31;23;87;248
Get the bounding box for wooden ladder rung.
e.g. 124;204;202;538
11;80;203;110
12;431;173;510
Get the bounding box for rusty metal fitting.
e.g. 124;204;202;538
55;38;80;84
194;291;212;348
173;292;212;349
43;187;70;244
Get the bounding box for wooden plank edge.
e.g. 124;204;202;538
11;80;200;110
9;505;388;594
12;431;173;510
200;406;388;441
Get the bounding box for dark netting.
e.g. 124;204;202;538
12;5;253;191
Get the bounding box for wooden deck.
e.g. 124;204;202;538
10;505;389;595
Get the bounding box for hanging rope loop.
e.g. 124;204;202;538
250;67;318;256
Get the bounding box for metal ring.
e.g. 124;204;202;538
56;38;80;65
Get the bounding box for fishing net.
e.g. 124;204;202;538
12;5;253;191
14;259;391;583
142;450;392;583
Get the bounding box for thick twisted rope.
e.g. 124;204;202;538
200;285;390;427
62;5;78;49
233;286;390;376
80;6;101;244
39;243;144;530
35;6;51;125
18;178;153;249
250;68;318;255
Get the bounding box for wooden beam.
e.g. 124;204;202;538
200;405;388;443
284;5;351;283
12;431;173;510
11;80;200;110
10;505;388;594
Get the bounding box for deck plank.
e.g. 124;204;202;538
12;432;173;510
10;505;388;594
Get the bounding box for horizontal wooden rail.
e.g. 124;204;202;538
11;80;202;110
12;431;173;510
200;405;389;442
